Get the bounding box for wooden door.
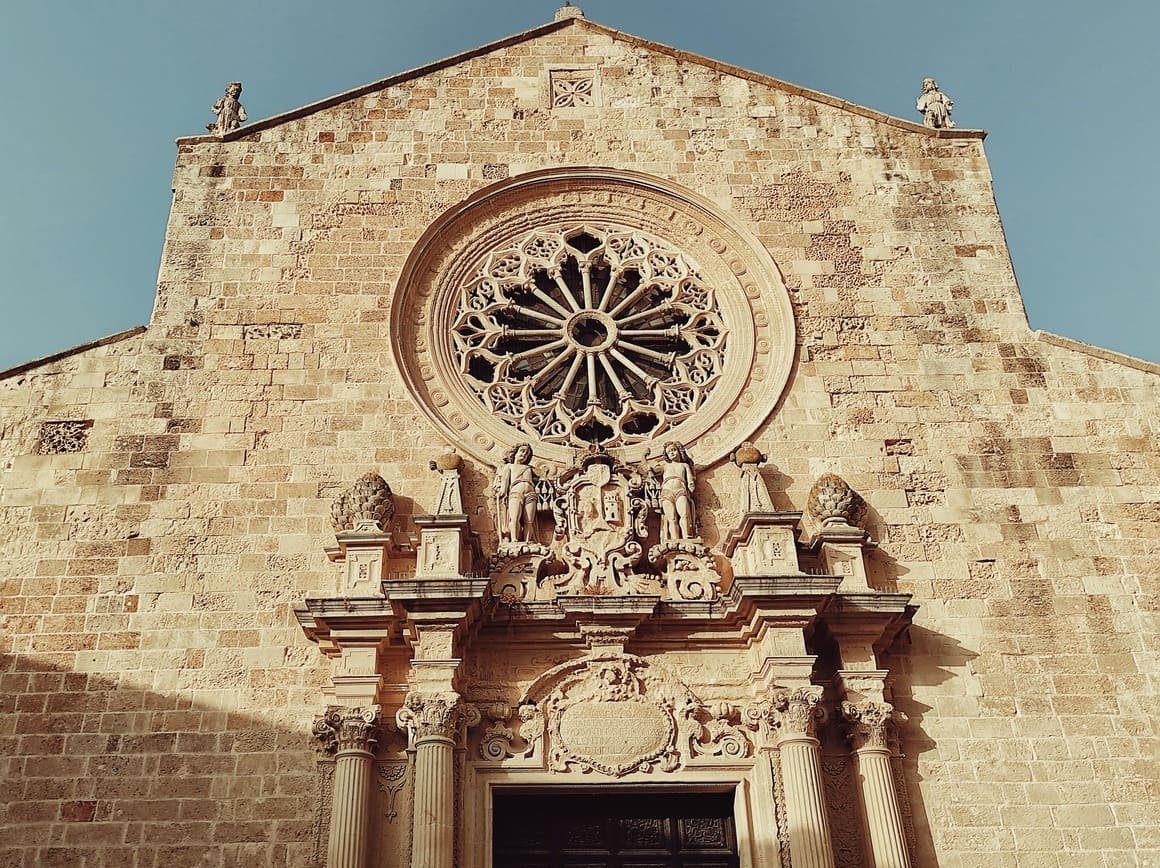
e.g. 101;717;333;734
493;790;740;867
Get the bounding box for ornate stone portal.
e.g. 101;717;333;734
299;446;915;867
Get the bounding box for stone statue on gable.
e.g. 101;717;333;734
208;81;247;136
916;78;955;129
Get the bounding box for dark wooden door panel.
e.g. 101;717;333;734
494;791;740;868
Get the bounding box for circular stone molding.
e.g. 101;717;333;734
391;168;795;468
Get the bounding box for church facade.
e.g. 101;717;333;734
2;8;1156;867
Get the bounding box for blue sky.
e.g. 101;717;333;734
0;0;1156;369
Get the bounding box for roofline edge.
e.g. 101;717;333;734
0;325;147;381
1035;330;1160;375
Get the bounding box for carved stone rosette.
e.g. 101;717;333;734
313;705;382;754
841;700;894;751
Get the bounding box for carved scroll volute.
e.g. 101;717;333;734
841;700;896;751
395;692;480;746
690;702;752;760
479;703;546;762
312;705;382;755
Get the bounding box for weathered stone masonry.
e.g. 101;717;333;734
1;8;1157;868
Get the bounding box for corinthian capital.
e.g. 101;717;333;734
772;686;824;738
841;700;895;751
396;691;481;743
743;686;824;743
312;705;381;754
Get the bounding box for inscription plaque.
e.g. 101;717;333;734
557;699;671;775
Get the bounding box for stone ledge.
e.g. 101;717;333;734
1035;330;1160;375
0;325;146;380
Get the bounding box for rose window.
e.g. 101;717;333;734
450;225;728;448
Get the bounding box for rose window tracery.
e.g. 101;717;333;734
450;225;728;449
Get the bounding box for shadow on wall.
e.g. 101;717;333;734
884;625;980;868
0;652;325;868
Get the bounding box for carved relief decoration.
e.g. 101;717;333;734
392;168;796;468
821;756;864;867
487;445;722;600
688;702;752;760
549;448;650;595
396;692;481;744
330;472;395;533
310;760;335;868
478;653;753;777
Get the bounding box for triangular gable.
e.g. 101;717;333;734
180;12;983;144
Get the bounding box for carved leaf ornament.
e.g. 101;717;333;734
452;224;728;450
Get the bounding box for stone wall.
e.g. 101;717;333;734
1;15;1156;867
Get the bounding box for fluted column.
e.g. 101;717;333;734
749;687;834;868
313;705;381;868
396;692;479;868
842;701;911;868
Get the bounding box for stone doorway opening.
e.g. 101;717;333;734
492;788;740;867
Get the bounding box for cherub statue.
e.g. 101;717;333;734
655;441;696;541
916;78;955;129
207;81;247;136
493;443;538;544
